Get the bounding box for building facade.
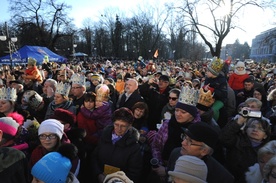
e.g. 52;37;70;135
250;27;276;63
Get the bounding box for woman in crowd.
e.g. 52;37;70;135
160;88;181;121
44;82;76;119
219;110;271;183
91;107;143;183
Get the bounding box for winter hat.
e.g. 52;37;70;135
0;117;19;136
184;122;218;150
103;171;134;183
168;155;207;183
91;74;101;82
38;119;64;139
176;86;199;118
235;61;246;75
51;108;76;126
159;75;170;82
31;152;72;183
207;57;224;76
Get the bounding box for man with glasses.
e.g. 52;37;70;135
167;122;234;183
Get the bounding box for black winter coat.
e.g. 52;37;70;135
91;125;143;183
219;119;268;183
117;89;144;110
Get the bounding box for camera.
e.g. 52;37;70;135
150;158;159;168
239;109;262;118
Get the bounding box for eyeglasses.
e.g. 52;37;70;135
180;134;203;147
248;125;265;132
168;97;178;101
72;86;82;89
114;123;129;130
39;134;58;140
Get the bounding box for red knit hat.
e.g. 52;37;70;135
51;108;76;126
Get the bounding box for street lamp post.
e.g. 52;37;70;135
0;22;17;67
73;43;77;61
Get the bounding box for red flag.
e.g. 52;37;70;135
153;49;158;58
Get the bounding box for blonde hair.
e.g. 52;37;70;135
267;88;276;101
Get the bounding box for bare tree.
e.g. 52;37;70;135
170;0;275;58
8;0;72;49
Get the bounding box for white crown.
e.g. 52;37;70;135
70;73;86;86
56;82;71;97
179;86;199;106
0;87;17;102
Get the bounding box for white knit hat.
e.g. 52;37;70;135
38;119;64;139
235;61;245;68
168;155;207;183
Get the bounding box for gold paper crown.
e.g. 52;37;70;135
179;86;199;106
198;88;215;107
96;84;110;102
207;57;224;76
0;87;17;102
70;73;86;86
56;82;71;97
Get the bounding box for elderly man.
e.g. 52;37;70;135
166;122;234;183
116;78;144;110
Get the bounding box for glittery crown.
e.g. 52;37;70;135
178;86;199;106
56;82;71;97
0;87;17;102
70;73;86;86
197;88;215;108
207;57;224;76
29;92;43;109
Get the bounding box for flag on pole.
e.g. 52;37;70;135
153;49;158;58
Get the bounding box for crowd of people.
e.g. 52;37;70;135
1;55;276;183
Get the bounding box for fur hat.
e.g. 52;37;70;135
235;61;246;75
31;152;72;183
51;108;76;126
168;155;207;183
38;119;64;139
184;122;218;150
103;171;133;183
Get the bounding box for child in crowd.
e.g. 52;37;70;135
204;57;228;121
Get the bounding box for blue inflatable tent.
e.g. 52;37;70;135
0;45;66;64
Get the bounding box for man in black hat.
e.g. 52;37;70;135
167;122;234;183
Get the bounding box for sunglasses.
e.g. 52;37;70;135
169;97;178;101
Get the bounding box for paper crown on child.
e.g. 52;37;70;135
178;86;199;106
96;84;110;102
196;88;215;111
70;73;86;86
56;82;71;97
23;90;43;109
207;57;224;76
0;87;17;102
28;57;37;66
